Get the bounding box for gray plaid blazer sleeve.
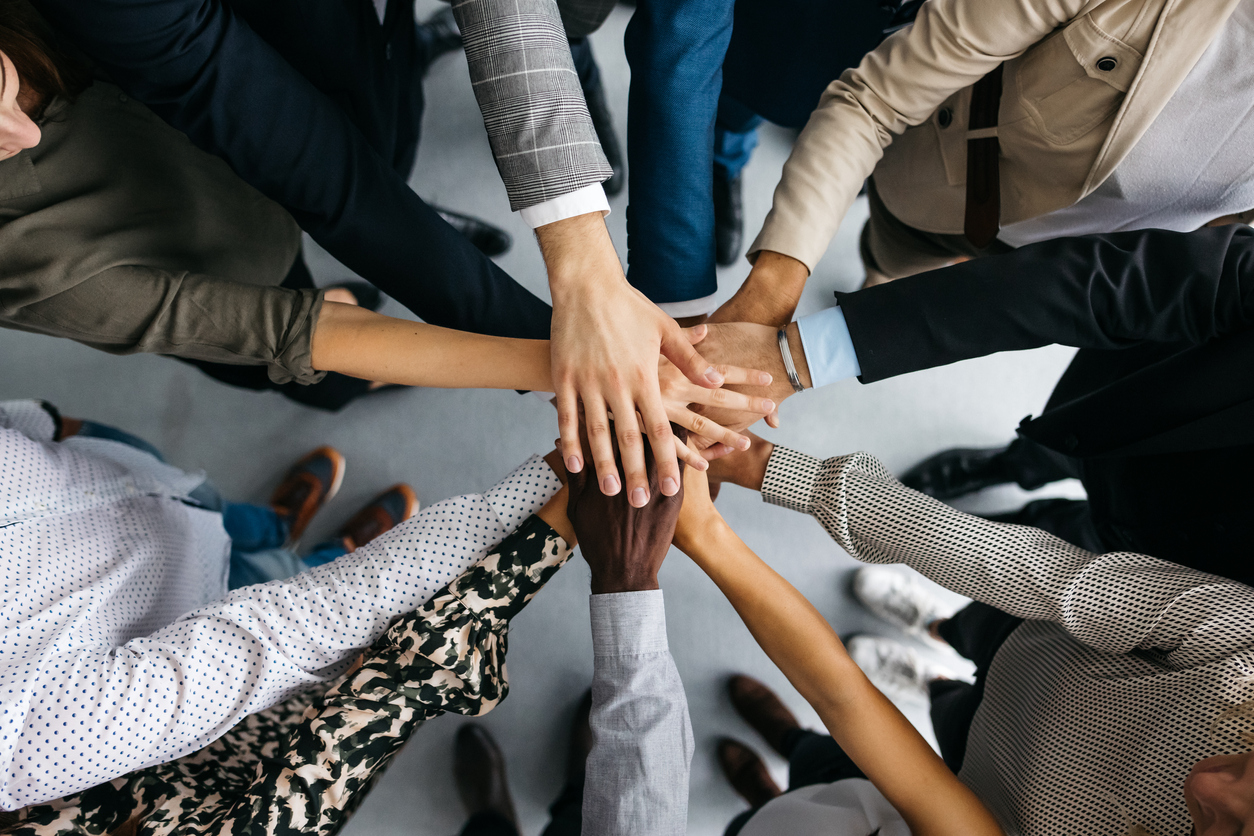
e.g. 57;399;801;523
451;0;616;211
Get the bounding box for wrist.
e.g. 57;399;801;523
674;512;731;558
536;213;624;295
590;570;660;595
784;322;813;389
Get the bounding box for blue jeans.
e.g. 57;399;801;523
221;503;349;590
624;0;894;304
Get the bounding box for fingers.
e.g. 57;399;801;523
682;323;709;345
701;442;738;461
606;393;650;508
583;398;622;498
637;393;682;498
766;407;781;429
671;406;756;450
708;364;773;387
683;383;775;419
556;386;584;476
673;436;711;471
661;323;723;388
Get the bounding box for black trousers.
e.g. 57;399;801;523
458;780;583;836
724;602;1022;835
992;434;1254;586
185;0;554;409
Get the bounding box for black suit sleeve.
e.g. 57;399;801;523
37;0;552;339
837;226;1254;383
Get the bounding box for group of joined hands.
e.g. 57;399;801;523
541;212;815;509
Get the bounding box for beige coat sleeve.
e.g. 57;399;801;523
2;266;326;385
749;0;1092;271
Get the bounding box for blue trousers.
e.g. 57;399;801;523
626;0;895;304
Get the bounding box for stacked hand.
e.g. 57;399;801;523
565;423;687;593
544;213;777;506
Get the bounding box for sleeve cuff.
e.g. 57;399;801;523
590;589;669;656
0;399;59;441
760;446;824;513
796;306;861;388
655;292;721;319
518;184;611;229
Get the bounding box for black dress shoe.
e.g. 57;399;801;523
714;170;743;266
434;206;513;257
454;725;520;828
899;446;1012;500
415;5;463;72
583;75;625;196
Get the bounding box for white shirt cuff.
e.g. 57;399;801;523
518;183;611;229
655;292;720;319
795;306;862;388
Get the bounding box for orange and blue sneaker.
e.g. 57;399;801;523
269;446;347;546
336;484;419;552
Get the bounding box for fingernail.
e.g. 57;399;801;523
759;372;773;385
602;474;620;494
696;458;710;470
761;399;776;412
661;477;679;495
738;437;751;450
566;456;582;473
704;366;724;385
631;487;649;507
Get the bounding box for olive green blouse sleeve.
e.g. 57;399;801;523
0;266;326;385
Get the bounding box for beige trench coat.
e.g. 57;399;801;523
750;0;1244;271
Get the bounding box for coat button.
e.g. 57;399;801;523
937;107;953;128
1096;56;1118;72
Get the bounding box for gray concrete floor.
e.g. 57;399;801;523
0;6;1084;833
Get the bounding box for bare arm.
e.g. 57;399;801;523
672;467;1005;836
310;303;776;467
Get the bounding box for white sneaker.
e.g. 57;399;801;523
846;635;958;699
852;566;951;638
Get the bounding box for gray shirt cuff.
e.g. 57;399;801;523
590;590;669;656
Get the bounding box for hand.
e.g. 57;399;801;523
658;325;776;463
672;460;725;558
706;430;775;492
540;213;722;507
709;251;810;327
565;423;687;594
690;322;811;436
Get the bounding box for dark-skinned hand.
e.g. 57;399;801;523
566;421;688;594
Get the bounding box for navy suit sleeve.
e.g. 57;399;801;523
622;0;734;306
836;226;1254;382
37;0;552;339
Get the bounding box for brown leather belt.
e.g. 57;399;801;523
964;64;1004;248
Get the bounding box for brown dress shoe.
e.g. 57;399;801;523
270;446;346;544
718;738;782;807
453;725;519;827
336;484;418;551
728;674;801;757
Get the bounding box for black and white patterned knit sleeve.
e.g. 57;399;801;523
761;446;1254;669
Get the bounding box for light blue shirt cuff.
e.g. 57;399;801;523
795;306;862;388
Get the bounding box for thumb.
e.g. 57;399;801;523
662;323;722;388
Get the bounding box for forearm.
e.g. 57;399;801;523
311;302;552;391
452;0;610;210
761;447;1254;661
837;226;1254;383
681;520;1001;836
710;251;809;327
584;591;693;836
